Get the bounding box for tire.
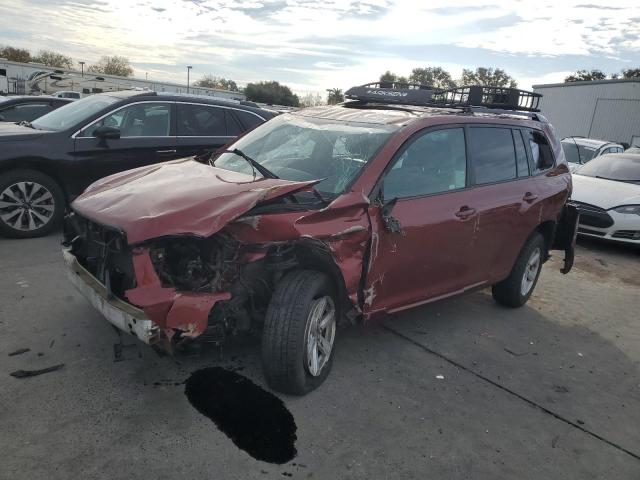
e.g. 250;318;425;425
492;232;545;308
0;169;65;238
262;270;338;395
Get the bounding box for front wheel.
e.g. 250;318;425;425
0;169;65;238
492;233;545;308
262;270;338;395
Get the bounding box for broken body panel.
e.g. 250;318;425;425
63;112;576;353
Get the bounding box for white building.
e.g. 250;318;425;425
533;78;640;147
0;59;245;101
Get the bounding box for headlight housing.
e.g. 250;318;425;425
611;205;640;215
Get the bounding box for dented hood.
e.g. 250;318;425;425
71;158;319;244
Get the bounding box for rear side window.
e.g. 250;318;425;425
384;127;467;199
234;110;263;130
527;129;555;174
225;110;244;136
513;130;529;177
469;127;516;184
177;104;226;136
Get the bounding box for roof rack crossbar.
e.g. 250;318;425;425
345;83;542;113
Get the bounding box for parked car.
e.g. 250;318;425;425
0;90;277;238
572;153;640;244
52;91;82;100
62;84;578;395
0;95;73;123
561;137;624;172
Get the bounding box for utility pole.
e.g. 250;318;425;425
79;61;85;77
187;65;192;93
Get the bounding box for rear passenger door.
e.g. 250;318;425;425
467;126;541;284
175;103;244;158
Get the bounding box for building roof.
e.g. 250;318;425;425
533;78;640;89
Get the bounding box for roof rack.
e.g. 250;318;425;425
344;82;442;106
345;82;542;113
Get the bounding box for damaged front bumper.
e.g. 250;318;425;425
63;247;161;345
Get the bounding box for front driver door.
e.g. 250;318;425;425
363;126;482;315
73;101;178;190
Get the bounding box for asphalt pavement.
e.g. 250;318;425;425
1;233;639;479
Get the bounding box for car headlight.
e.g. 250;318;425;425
612;205;640;215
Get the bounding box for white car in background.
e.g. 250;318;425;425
572;153;640;244
562;137;624;172
52;90;81;100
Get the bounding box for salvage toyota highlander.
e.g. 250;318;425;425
63;83;578;395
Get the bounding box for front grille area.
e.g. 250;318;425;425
578;227;606;237
612;230;640;240
573;201;614;228
63;212;136;299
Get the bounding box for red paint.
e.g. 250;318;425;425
124;248;230;342
72;158;320;244
72;107;573;346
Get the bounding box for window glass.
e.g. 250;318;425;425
215;114;395;195
234;110;263;130
383;128;466;199
84;103;171;137
32;94;117;131
225;110;244;136
561;141;580;164
0;103;52;122
513;130;529;177
177;104;226;136
469;127;516;184
527;130;555;173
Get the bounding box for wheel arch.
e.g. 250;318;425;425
0;158;70;200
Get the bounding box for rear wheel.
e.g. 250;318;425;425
262;270;338;395
0;169;65;238
492;233;545;308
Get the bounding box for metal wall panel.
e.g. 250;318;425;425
589;99;640;144
533;81;640;144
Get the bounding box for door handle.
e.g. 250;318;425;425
156;149;177;155
455;206;477;220
523;192;538;203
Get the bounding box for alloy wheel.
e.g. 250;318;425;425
304;295;336;377
521;247;541;296
0;181;56;232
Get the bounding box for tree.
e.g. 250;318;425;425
379;71;408;84
0;46;31;63
88;56;134;77
326;88;344;105
300;93;324;107
564;69;606;82
194;74;238;91
409;67;456;88
245;81;300;107
32;49;73;69
460;67;517;87
622;68;640;79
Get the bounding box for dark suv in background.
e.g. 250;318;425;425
0;90;277;238
0;95;73;123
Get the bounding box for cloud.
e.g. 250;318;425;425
0;0;638;95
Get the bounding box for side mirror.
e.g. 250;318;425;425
94;126;121;140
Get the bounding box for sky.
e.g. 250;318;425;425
0;0;639;96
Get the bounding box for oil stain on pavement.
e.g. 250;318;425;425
185;367;297;464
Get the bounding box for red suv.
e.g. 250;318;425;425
63;84;578;395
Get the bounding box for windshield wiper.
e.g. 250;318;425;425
220;148;279;180
18;121;35;129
